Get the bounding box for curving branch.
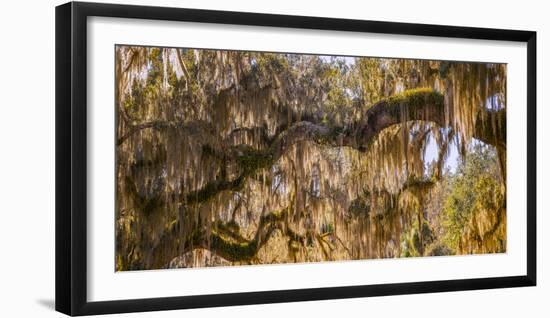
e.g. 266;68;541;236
116;119;221;146
151;175;441;268
222;89;503;161
148;207;291;268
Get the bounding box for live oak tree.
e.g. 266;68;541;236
115;46;506;270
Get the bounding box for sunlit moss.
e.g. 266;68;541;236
384;88;445;119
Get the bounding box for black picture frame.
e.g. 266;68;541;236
55;1;537;316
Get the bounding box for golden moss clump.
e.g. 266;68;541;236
385;88;444;109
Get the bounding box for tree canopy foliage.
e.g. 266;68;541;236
115;46;507;270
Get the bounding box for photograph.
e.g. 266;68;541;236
115;45;507;271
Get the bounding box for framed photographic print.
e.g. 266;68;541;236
55;1;536;316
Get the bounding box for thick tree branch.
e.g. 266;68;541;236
149;208;290;268
270;89;504;158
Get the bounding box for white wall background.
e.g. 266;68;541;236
0;0;546;316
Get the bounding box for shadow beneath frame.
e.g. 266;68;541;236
36;299;55;311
